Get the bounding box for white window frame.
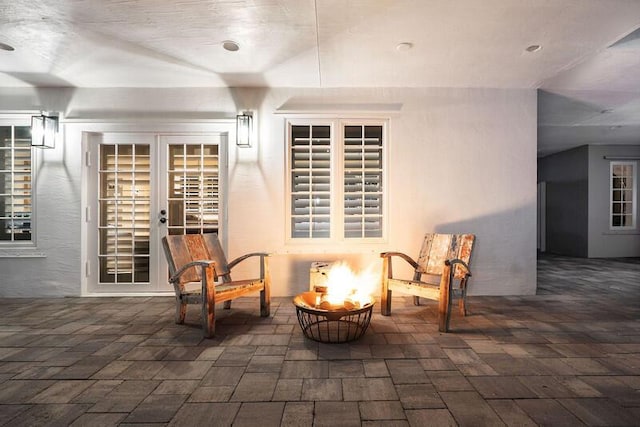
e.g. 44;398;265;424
610;160;637;230
0;114;37;249
285;117;388;245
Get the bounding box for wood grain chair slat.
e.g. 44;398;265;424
161;233;270;338
381;233;475;332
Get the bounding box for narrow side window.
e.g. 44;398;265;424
610;161;637;230
0;125;33;244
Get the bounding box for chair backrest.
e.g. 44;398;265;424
416;233;475;279
201;233;231;278
161;233;230;284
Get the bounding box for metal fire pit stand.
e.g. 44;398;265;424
293;292;374;343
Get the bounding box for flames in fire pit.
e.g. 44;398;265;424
316;262;377;310
293;262;378;343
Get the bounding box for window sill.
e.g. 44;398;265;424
280;240;388;254
0;248;46;258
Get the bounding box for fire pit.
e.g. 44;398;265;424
293;290;375;343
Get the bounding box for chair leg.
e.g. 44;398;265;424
202;305;215;338
381;259;392;316
438;265;453;333
260;288;270;317
381;288;392;315
202;266;216;338
260;258;271;317
458;278;468;316
175;298;187;324
412;271;422;306
223;301;232;310
202;298;215;338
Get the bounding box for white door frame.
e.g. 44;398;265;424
78;120;233;296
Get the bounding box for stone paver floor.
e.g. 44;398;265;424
1;254;640;426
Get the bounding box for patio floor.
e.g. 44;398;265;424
1;254;640;426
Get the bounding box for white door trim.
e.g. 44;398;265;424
78;121;233;296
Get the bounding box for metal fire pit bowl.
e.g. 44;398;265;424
293;291;374;343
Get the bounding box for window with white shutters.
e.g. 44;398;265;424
0;124;33;244
287;119;387;242
610;161;637;230
290;124;332;238
344;125;383;238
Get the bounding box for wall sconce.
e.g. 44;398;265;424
31;114;58;149
236;112;253;147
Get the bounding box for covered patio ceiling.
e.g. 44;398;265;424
2;0;640;156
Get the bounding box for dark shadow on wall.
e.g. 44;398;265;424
545;181;589;257
432;202;537;296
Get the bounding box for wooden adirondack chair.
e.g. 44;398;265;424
380;233;475;332
161;233;270;338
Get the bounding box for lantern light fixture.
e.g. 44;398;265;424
236;112;253;147
31;114;58;149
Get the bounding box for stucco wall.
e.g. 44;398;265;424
0;86;537;297
0;123;82;297
588;145;640;258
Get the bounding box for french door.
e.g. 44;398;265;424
85;133;225;294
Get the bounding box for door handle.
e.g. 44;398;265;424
159;217;167;224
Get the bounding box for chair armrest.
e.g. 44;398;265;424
380;252;419;270
445;258;472;276
228;253;269;270
169;260;216;283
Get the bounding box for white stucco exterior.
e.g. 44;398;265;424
0;86;537;297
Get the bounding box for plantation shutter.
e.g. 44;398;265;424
343;125;383;238
290;125;331;238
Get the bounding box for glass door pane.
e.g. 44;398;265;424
88;132;226;295
167;143;220;236
98;144;151;284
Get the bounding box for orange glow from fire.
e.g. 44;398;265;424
323;262;378;308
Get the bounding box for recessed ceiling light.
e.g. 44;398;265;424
396;42;413;52
0;42;15;51
525;44;542;53
222;40;240;52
